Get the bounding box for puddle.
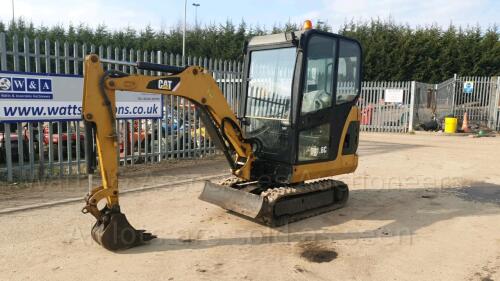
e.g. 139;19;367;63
300;245;338;263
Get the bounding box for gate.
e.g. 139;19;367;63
412;81;436;129
357;81;412;133
453;76;496;127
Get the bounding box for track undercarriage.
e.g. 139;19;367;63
200;177;349;226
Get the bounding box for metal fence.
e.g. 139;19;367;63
411;75;500;130
0;33;241;181
412;79;455;129
1;32;499;182
453;76;496;125
358;81;412;133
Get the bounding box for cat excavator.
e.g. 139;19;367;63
81;21;362;251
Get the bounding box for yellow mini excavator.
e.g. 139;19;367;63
81;22;362;251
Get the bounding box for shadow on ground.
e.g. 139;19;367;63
357;140;427;156
122;182;500;254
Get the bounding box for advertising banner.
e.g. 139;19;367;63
0;71;162;122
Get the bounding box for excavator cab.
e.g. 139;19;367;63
200;28;362;225
240;29;362;184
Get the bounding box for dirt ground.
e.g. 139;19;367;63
0;156;229;211
0;133;499;281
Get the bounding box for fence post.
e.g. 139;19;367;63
408;81;416;132
0;33;9;180
13;34;19;71
44;40;51;73
4;123;13;181
492;77;500;130
156;50;163;162
23;37;31;72
34;38;41;73
0;33;7;70
451;73;457;116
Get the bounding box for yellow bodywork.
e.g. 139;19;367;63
292;106;360;182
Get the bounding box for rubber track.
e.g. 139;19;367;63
218;177;349;227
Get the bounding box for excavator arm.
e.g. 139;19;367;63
81;54;253;250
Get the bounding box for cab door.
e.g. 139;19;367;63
296;31;362;164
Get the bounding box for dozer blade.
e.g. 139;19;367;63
199;181;265;218
91;209;156;251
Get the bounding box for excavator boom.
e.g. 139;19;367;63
82;55;254;250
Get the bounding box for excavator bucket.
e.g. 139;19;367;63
91;208;156;251
199;181;265;219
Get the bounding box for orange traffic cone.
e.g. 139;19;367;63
461;112;470;133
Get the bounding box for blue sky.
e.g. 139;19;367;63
0;0;498;31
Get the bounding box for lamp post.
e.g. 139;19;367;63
182;0;187;65
11;0;15;24
192;3;200;28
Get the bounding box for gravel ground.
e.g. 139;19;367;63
0;133;499;281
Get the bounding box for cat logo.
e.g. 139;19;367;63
147;77;180;91
158;79;173;90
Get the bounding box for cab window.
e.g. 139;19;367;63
336;40;361;104
301;35;337;114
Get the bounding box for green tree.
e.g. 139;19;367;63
0;18;498;81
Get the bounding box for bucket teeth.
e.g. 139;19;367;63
91;209;156;251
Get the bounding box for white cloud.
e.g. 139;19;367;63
0;0;174;30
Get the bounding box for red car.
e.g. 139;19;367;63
42;123;85;160
119;120;149;157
